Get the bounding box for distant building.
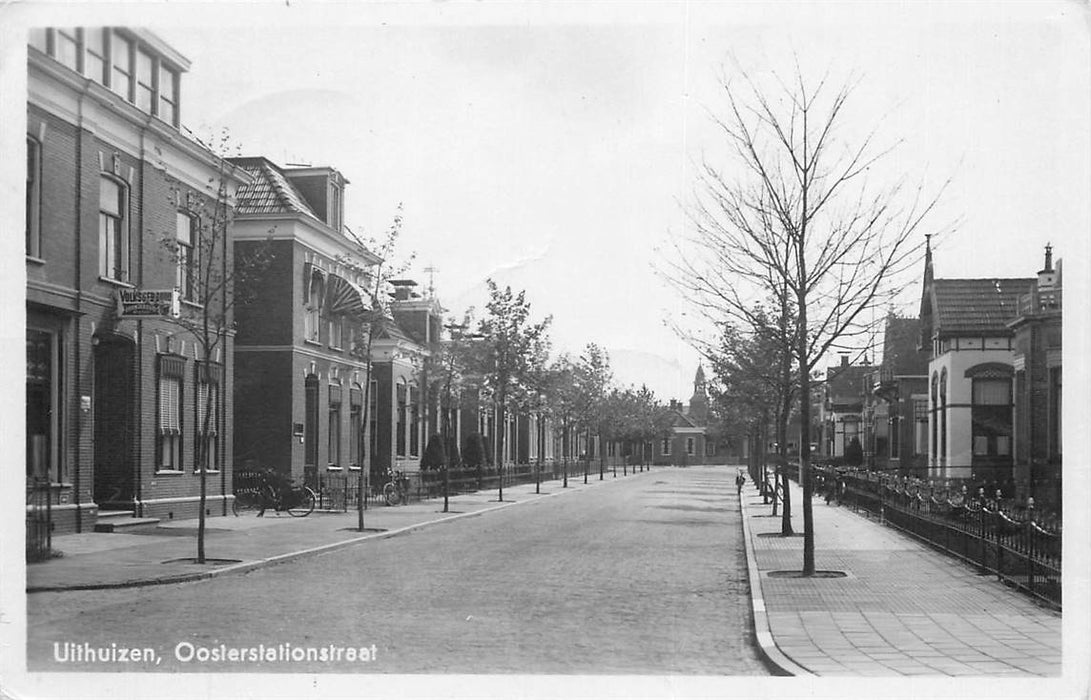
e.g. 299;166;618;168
654;366;720;465
918;241;1035;481
869;315;930;475
27;28;249;530
819;355;871;459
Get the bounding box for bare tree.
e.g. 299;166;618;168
339;207;413;532
663;66;953;574
159;131;271;564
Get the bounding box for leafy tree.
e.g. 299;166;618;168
473;281;552;501
463;432;486;469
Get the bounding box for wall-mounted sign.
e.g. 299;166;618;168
116;289;179;319
292;423;305;437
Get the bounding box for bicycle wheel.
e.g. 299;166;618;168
383;482;402;506
286;486;316;517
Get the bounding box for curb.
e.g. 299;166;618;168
738;482;815;677
27;473;623;593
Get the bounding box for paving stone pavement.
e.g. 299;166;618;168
740;474;1062;677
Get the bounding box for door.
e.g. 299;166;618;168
93;334;135;506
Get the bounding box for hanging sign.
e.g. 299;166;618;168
116;288;180;319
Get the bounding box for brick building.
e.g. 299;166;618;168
653;366;720;466
1008;247;1062;506
869;315;930;475
27;28;248;531
228;157;382;491
819;355;870;460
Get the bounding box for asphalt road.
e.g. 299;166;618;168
27;465;769;675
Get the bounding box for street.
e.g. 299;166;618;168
27;466;770;675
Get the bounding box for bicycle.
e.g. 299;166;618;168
382;470;411;506
232;470;316;517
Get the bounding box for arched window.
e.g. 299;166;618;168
304;374;319;468
939;367;947;466
930;372;938;464
409;383;420;458
26;136;42;258
349;383;363;468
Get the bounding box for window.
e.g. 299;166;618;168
706;440;715;457
304;272;323;342
55;28;79;70
661;437;671;456
26;137;41;258
329;314;343;349
396;380;407;457
135;49;154;113
176;211;198;301
329;185;342;231
369;379;378;462
349;384;363;467
328;382;342;467
83;27;107;84
27;329;61;480
158;356;185;470
158;65;178;125
99;176;128;281
195;363;221;471
686;437;695;455
930;373;938;463
939;368;947;465
409;385;420;458
971;377;1012;460
304;375;319;467
110;32;132;100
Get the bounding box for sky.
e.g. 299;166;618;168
9;1;1089;402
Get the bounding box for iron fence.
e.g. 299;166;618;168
806;464;1062;609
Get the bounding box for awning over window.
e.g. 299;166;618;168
326;273;370;318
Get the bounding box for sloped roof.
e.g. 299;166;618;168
825;364;870;401
932;278;1035;335
372;315;414;344
230;157;324;224
881;316;928;376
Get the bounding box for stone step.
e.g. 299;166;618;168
94;511;161;533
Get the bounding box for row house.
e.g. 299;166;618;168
229;156;384;490
27;27;247;531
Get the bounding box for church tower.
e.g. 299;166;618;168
688;365;709;426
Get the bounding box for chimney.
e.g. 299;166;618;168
839;353;849;367
1038;244;1057;308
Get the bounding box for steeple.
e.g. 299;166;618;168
689;365;709;426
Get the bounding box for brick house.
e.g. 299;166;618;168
27;27;248;531
819;355;871;460
653;366;719;466
229;157;382;492
918;241;1035;481
1008;247;1062;506
869;314;930;475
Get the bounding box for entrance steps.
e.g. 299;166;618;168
94;510;161;533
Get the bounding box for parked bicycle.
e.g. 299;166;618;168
232;469;316;517
382;470;411;506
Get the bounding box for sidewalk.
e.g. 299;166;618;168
27;476;611;593
740;475;1062;677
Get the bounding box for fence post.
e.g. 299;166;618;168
1026;497;1036;597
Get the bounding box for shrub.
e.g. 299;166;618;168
445;436;461;469
463;432;486;469
421;434;446;471
844;437;863;467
